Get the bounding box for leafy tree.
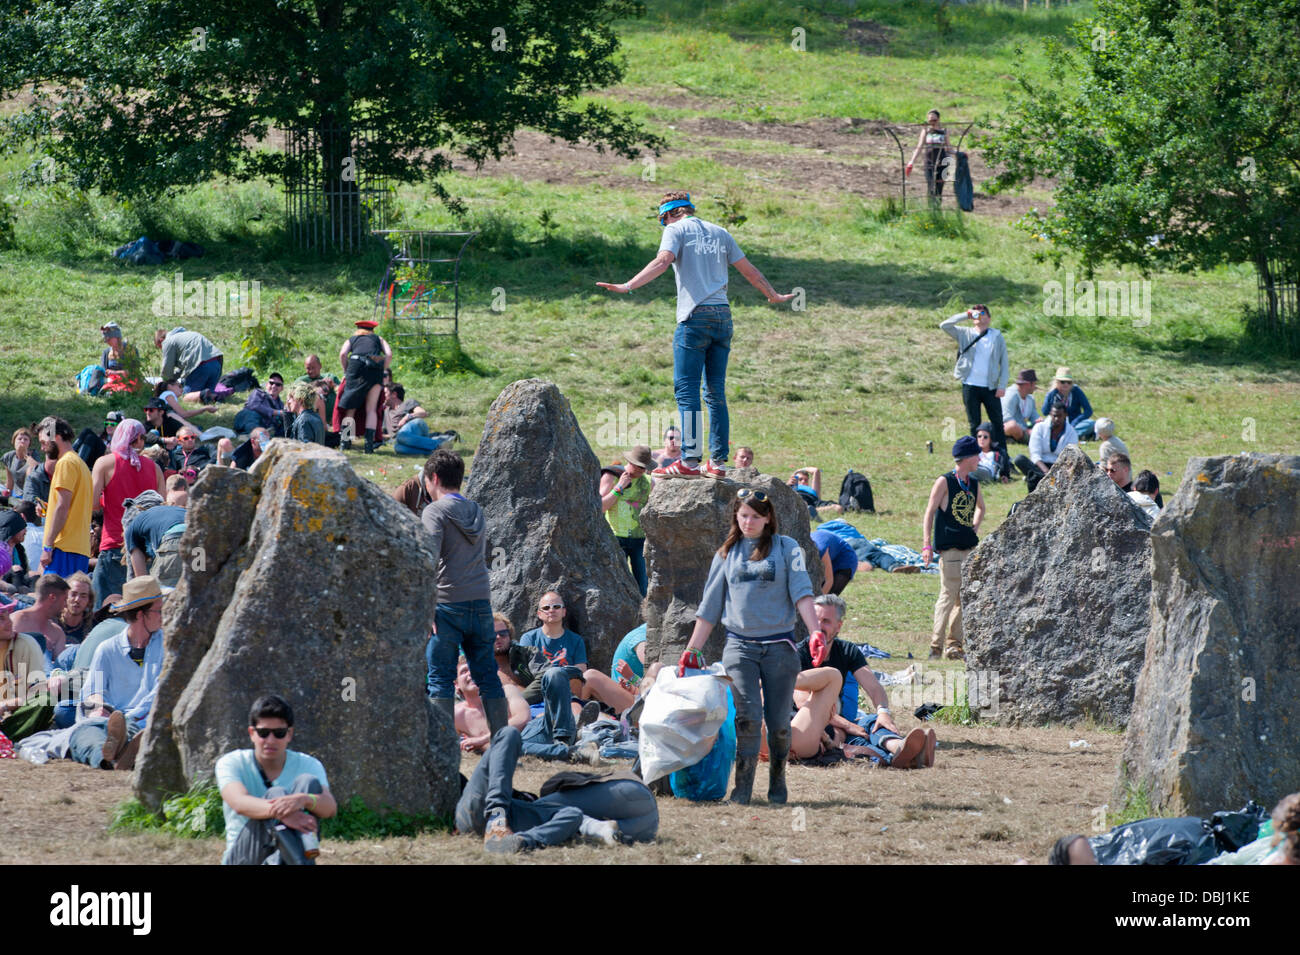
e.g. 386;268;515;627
985;0;1300;349
0;0;661;236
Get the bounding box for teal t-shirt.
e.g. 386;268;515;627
518;627;587;668
610;624;647;681
215;749;329;862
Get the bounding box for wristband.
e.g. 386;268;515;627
877;706;892;715
612;488;623;497
43;546;53;553
307;793;318;811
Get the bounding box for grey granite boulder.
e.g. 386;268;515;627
463;379;641;674
134;441;459;818
1118;453;1300;817
640;468;823;667
962;445;1153;725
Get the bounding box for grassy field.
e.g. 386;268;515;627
0;0;1296;863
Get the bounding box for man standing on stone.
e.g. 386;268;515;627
921;436;984;661
940;305;1009;454
421;449;508;737
596;191;797;478
36;417;93;578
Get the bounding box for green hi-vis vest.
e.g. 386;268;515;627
605;474;650;539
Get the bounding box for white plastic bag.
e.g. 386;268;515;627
637;663;732;783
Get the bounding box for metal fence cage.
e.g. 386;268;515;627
1258;257;1300;329
284;122;391;253
371;230;478;343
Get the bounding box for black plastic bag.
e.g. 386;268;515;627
1088;817;1218;866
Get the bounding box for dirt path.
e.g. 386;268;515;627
0;721;1118;865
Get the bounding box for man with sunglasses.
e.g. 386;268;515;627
216;694;336;865
597;191;797;478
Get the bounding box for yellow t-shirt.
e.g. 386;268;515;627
1;633;46;702
45;451;93;557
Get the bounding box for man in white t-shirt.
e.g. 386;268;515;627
597;191;796;478
216;694;336;865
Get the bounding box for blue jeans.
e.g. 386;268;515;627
847;713;903;765
721;636;799;763
456;727;659;847
92;547;126;610
427;599;503;701
520;669;577;759
69;716;141;768
184;356;223;394
672;306;732;465
224;774;323;865
395;420;451;456
1072;417;1096;439
618;536;647;597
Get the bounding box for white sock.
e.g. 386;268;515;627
579;816;619;846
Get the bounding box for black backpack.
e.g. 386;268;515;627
838;469;875;513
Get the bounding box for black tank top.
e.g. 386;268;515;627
349;333;383;358
933;471;978;552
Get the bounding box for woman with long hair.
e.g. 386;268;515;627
906;108;952;204
337;320;392;453
679;487;823;805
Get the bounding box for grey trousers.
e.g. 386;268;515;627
456;727;659;849
722;637;799;763
224;774;323;866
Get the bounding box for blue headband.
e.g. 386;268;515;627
658;198;693;217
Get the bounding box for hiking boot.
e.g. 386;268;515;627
363;428;376;454
624;697;645;731
483;813;523;854
576;700;602;734
653;459;701;479
927;647;942;660
482;697;510;737
114;732;143;771
730;755;758;805
702;460;727;478
568;741;602;766
767;755;789;805
100;711;127;769
943;646;965;661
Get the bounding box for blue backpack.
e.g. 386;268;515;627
77;364;106;395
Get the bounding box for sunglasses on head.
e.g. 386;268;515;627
540;604;564;611
253;726;289;739
736;488;769;504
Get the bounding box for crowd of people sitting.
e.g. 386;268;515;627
0;311;1217;867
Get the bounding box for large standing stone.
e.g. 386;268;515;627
962;445;1153;725
640;467;823;667
134;441;460;818
1118;454;1300;817
463;380;641;674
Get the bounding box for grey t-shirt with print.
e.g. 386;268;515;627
658;216;745;323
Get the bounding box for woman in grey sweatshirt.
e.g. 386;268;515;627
679;488;822;806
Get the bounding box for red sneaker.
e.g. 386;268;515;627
702;460;727;478
653;460;701;479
